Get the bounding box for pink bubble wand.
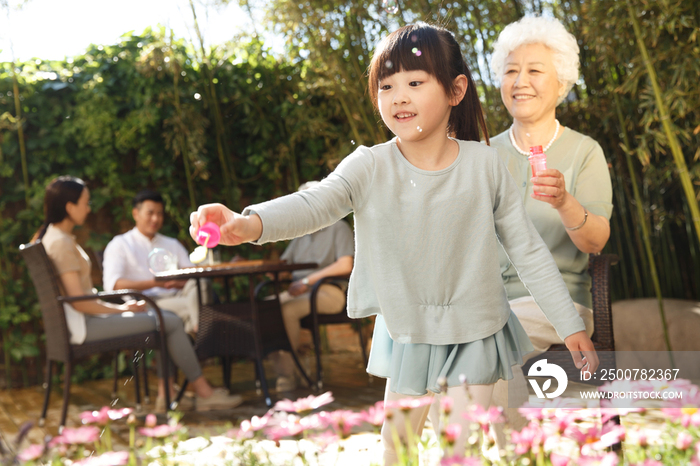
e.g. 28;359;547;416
189;222;221;264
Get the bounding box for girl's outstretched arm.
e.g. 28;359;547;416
189;203;263;246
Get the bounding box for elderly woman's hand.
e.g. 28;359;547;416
530;168;568;209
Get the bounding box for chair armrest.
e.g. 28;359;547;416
309;275;350;316
57;290;168;330
588;253;618;349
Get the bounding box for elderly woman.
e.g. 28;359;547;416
488;16;613;432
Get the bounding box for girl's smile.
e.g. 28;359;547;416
377;69;452;144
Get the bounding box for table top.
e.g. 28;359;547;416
154;259;317;280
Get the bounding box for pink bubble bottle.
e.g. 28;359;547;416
196;222;221;248
529;146;547;196
190;222;221;264
528;145;547;176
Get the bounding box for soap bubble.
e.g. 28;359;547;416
382;0;398;14
148;248;177;274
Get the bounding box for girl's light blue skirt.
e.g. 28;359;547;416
367;312;534;396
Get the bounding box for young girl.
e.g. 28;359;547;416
190;23;598;462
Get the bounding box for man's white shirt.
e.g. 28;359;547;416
102;227;193;297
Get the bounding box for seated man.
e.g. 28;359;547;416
102;190;200;335
271;181;355;391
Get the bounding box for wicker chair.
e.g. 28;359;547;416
255;275;369;390
300;276;368;390
93;249;152;405
19;242;171;428
522;253;618;386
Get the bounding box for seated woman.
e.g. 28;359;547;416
488;16;613;436
33;175;243;411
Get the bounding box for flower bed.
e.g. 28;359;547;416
7;380;700;465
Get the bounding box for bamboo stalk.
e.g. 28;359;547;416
625;0;700;246
170;39;197;212
11;65;29;206
188;0;238;208
338;95;363;147
608;66;674;357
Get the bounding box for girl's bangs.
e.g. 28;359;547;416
374;25;443;83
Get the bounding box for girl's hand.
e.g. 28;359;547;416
564;330;599;375
531;169;567;209
189;203;263;246
122;300;147;313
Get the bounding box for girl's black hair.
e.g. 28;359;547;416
32;176;86;242
368;23;489;144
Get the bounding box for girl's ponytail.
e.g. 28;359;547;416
441;31;489;144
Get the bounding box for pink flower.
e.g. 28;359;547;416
661;384;700;409
661;406;700;427
311;430;340;451
79;407;110;425
359;401;385;427
79;406;133;425
17;443;45;462
265;413;321;441
138;423;182;438
237;413;272;438
511;424;544;455
442;423;462;445
462;405;504;433
441;396;454;415
566;422;625;454
578;452;619;466
145;413;157;428
440;455;482;465
543;413;576;436
317;409;364;438
677;431;693;450
644;378;697;399
106;407;133;421
274;391;334;413
598;379;649;394
49;426;101;446
625;428;649;447
73;451;130;466
550;452;572;466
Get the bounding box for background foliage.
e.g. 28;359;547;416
0;0;698;386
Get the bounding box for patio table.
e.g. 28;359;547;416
155;259;317;406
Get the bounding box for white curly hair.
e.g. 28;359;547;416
490;16;580;105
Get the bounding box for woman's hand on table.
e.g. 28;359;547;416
190;203;262;246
